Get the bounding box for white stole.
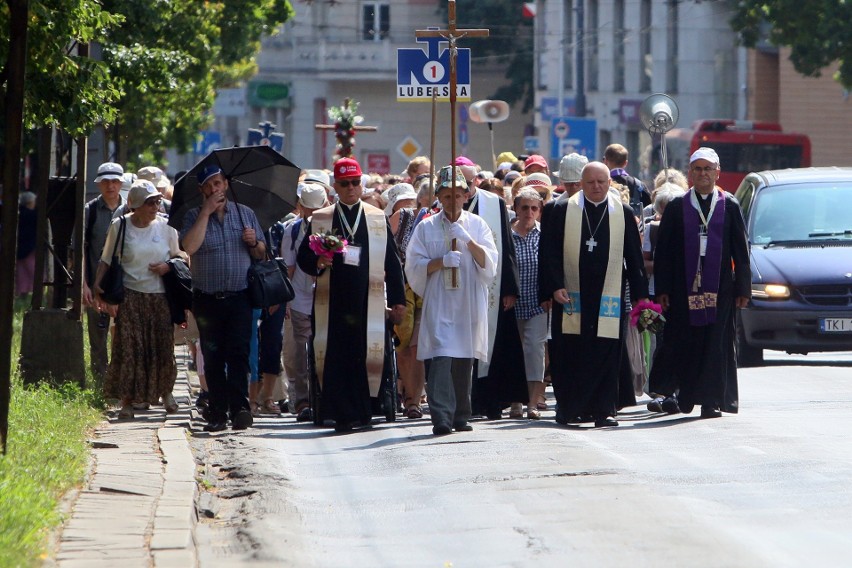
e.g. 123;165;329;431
471;189;503;378
311;202;388;396
562;192;625;339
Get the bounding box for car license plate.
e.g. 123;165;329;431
819;318;852;333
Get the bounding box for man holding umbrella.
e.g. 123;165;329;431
297;157;406;432
180;165;267;432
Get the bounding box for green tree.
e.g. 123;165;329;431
439;1;535;112
731;0;852;89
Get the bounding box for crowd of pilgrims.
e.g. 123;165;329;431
91;144;749;435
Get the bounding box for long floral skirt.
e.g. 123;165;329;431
105;288;177;404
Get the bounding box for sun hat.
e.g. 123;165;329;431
299;183;328;209
94;162;124;183
556;153;589;183
383;183;418;216
690;147;720;165
127;180;162;209
523;172;556;190
435;165;468;193
137;166;171;190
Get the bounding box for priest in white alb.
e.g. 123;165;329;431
405;166;498;436
539;161;648;427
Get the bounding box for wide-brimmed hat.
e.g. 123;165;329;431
299;183;328;209
94;162;124;183
523;172;556;191
128;180;162;209
383;183;418;216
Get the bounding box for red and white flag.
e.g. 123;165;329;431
522;2;536;18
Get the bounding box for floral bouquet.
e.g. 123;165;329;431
308;230;348;262
327;99;364;158
629;300;666;334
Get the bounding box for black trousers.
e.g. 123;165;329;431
193;290;253;422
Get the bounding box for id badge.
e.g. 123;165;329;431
344;245;361;266
699;235;708;257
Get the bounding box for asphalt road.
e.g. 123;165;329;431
194;351;852;567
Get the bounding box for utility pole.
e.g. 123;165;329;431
575;0;586;118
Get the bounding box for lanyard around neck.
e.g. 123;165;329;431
336;202;363;242
690;189;718;229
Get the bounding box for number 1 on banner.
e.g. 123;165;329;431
423;61;445;83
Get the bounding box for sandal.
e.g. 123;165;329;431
251;401;262;417
527;408;541;420
262;398;281;415
405;405;423;419
117;404;134;420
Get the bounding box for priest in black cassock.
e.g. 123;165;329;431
457;159;528;419
652;147;751;419
539;161;648;427
298;157;406;432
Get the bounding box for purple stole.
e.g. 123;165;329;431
682;191;725;326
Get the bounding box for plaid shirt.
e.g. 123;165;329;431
511;223;544;320
180;202;265;293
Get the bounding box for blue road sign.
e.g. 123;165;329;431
397;34;471;102
550;117;596;161
540;97;576;121
524;136;540;153
195;131;221;155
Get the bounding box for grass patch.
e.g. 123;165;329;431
0;303;103;567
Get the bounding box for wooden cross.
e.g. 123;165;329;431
415;0;488;285
314;98;378;162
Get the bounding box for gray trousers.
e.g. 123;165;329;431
283;309;312;412
86;306;109;386
426;357;473;428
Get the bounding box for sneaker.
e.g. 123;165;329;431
232;409;253;430
163;393;178;414
296;407;313;422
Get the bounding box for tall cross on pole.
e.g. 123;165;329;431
416;0;488;285
314;98;378;164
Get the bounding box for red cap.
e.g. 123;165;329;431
524;154;548;170
334;157;362;179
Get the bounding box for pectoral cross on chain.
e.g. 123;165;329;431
585;237;598;252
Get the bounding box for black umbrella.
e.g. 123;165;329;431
168;145;301;232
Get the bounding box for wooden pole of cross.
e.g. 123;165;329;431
416;0;488;286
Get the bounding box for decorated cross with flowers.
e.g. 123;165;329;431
314;98;377;160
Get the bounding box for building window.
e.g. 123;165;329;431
640;0;652;92
666;0;678;93
362;3;389;42
588;0;599;91
613;0;625;92
563;0;573;90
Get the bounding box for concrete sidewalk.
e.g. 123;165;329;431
51;344;199;568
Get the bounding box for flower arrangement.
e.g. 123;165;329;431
308;230;348;262
327;99;363;158
629;300;666;333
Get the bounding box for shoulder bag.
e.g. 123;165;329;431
99;217;127;305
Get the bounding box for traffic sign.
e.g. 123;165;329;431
524;136;540;153
195;131;221;155
397;35;471;102
397;136;422;160
550;117;596;161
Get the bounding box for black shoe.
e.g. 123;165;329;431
334;421;353;433
594;417;619;428
203;421;227;432
486;410;503;420
432;424;452;436
555;410;569;425
195;390;209;410
454;423;473;432
231;409;254;430
646;397;664;413
296;407;313;422
700;406;722;419
661;397;681;415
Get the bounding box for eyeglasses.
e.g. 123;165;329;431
144;198;163;207
691;166;716;173
519;205;540;212
337;179;362;188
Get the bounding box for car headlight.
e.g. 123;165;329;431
752;283;790;299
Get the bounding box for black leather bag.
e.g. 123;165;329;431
163;258;193;325
247;255;295;309
99;217;126;305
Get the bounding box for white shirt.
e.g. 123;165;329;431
280;217;315;315
101;215;181;294
405;210;498;361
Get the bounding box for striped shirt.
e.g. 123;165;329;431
180;202;265;293
511;223;544;320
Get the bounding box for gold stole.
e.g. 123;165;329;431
472;189;502;378
311;203;388;396
562;192;625;339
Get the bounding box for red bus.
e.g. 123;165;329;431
653;119;811;190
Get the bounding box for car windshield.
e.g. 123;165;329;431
751;182;852;244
